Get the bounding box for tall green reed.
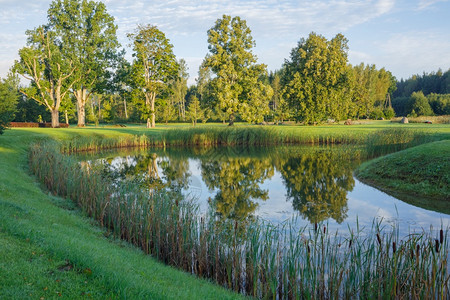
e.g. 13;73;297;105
29;135;449;299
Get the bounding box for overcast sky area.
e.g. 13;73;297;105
1;0;449;85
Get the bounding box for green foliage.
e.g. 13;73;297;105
383;107;396;119
350;63;396;118
186;95;203;126
204;15;272;124
128;24;179;128
410;91;433;116
283;32;351;124
14;26;75;127
394;68;450;98
0;77;19;134
368;107;385;120
428;93;450;115
392;96;411;116
48;0;120;126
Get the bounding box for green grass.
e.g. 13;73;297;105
356;139;450;213
0;128;242;299
1;121;449;299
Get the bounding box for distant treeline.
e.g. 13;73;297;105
392;69;450;117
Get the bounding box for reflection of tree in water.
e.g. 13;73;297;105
96;152;191;201
201;158;274;221
277;150;355;224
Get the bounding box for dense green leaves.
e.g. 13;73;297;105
283;33;352;124
128;24;179;128
14;26;76;127
204;15;272;124
0;76;19;134
48;0;120;127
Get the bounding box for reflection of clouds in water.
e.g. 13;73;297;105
89;149;450;237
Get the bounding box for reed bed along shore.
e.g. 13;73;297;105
29;135;449;299
58;125;448;156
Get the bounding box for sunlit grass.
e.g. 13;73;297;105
24;123;450;299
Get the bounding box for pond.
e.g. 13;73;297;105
79;145;450;236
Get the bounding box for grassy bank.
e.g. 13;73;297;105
1;123;449;298
0;128;241;299
356;140;450;212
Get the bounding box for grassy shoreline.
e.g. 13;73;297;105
356;139;450;212
0;128;241;299
1;123;449;298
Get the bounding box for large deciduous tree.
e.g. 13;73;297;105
48;0;120;127
204;15;272;125
283;32;351;124
128;24;178;128
14;26;76;128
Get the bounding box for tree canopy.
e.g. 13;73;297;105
204;15;272;125
128;24;179;128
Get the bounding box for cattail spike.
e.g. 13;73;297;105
440;229;444;244
392;242;396;254
435;239;440;253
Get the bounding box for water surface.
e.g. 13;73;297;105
80;145;449;235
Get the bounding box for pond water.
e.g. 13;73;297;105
80;145;450;236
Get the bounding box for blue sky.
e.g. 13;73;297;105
1;0;449;85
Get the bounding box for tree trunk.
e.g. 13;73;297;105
228;114;235;126
150;95;156;128
123;97;128;119
98;95;102;122
51;109;60;128
77;104;86;127
65;110;69;125
75;89;88;127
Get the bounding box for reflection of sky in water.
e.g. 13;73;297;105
183;159;449;236
96;152;449;237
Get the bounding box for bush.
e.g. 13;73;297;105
383;107;395;119
369;107;385;120
410;91;433;116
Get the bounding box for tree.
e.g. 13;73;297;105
48;0;120;127
0;75;20;134
283;32;351;124
14;26;76;127
186;95;203;126
169;59;189;121
204;15;271;125
128;24;178;128
410;91;433;116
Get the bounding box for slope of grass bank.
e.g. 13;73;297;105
0;128;241;299
356;140;450;213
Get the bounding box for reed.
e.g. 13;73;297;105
29;139;449;299
365;127;439;157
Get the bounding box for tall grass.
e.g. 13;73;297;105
58;126;372;154
365;128;442;157
29;140;449;299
